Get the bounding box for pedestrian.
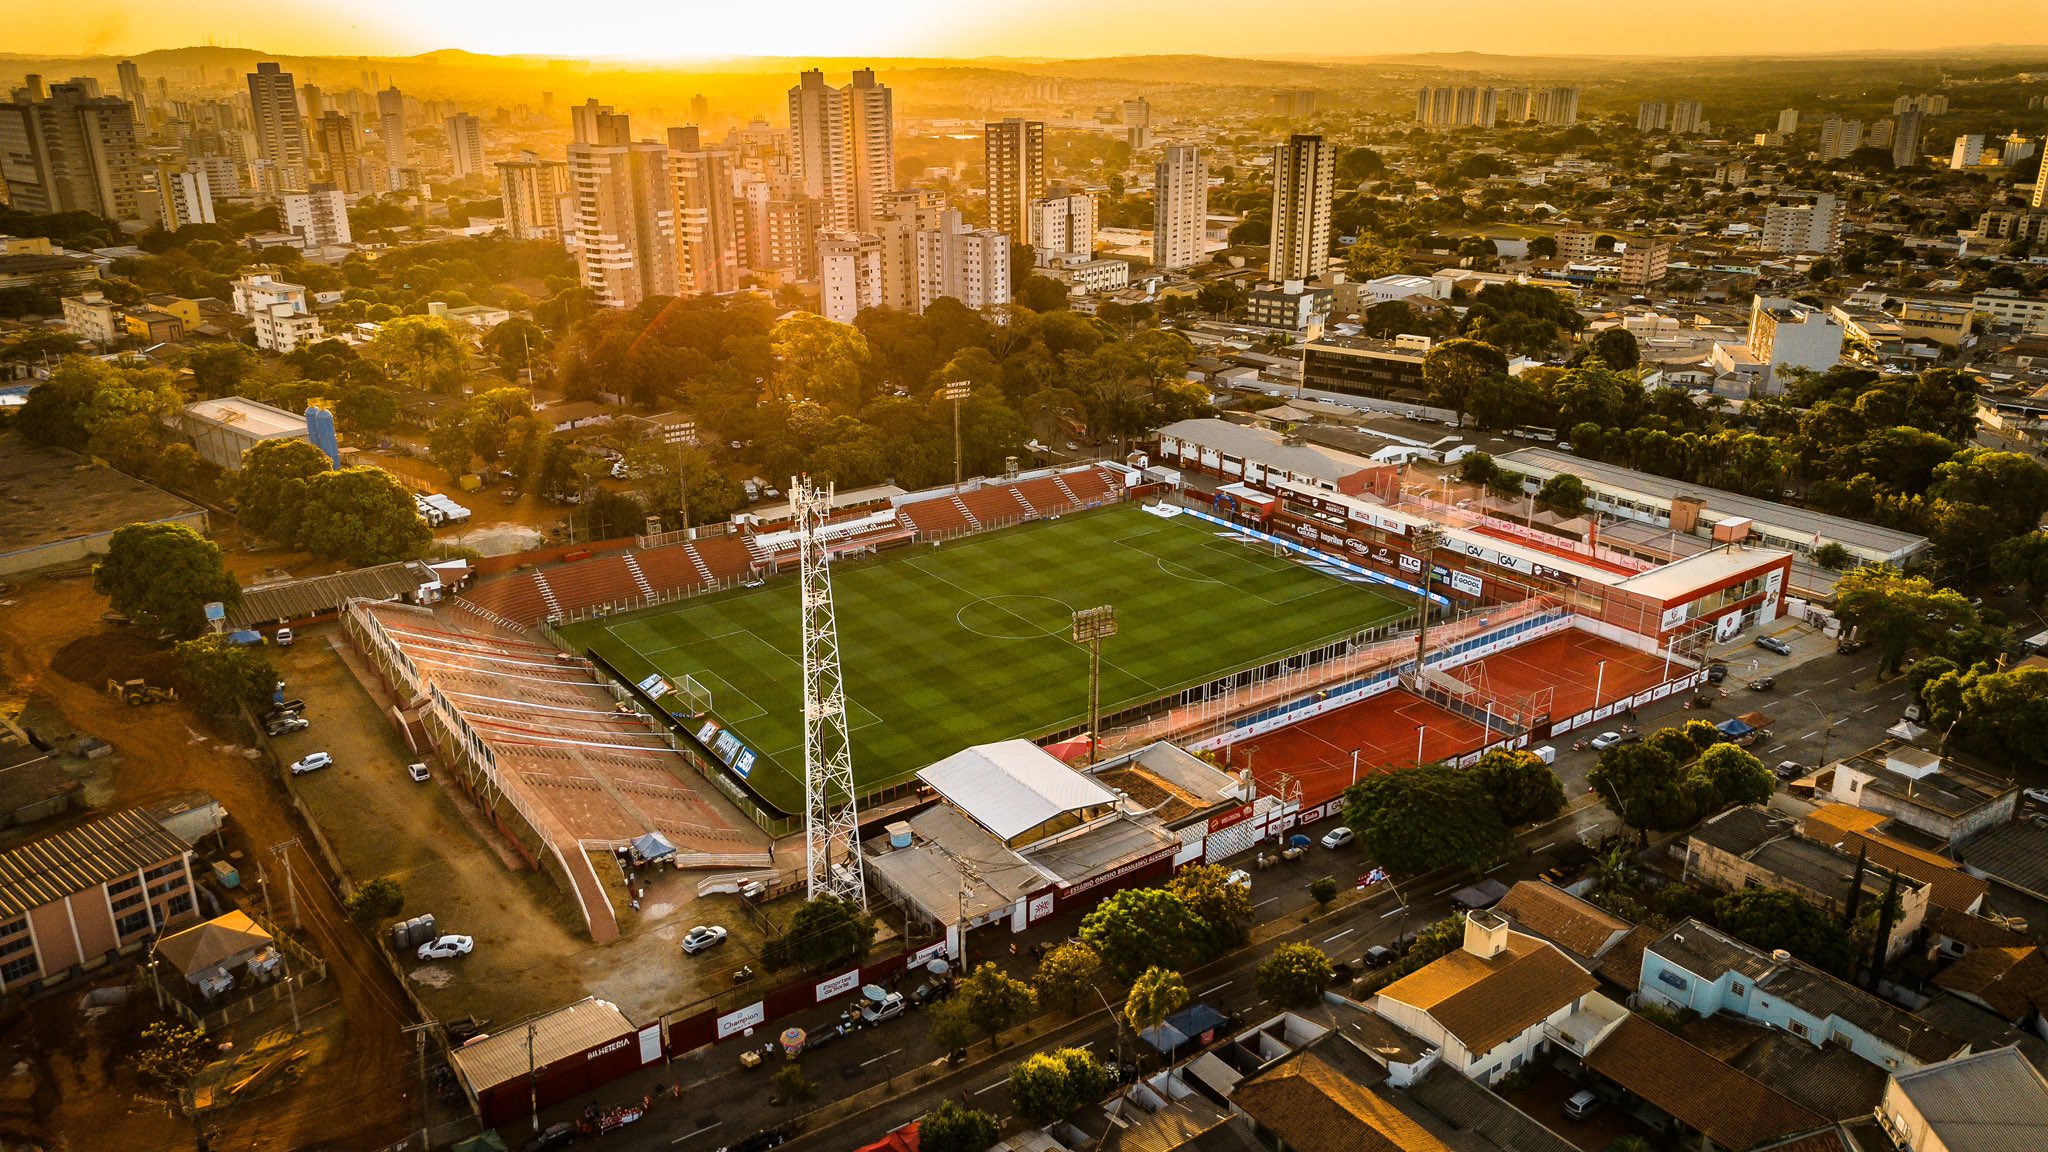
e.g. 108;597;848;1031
630;898;640;912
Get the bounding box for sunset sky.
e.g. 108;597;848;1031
10;0;2047;60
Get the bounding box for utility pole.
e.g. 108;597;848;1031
271;840;302;928
402;1019;438;1149
940;381;970;490
527;1017;540;1133
269;841;304;1035
1072;605;1118;764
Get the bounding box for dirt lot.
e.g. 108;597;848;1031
0;574;418;1152
276;628;786;1026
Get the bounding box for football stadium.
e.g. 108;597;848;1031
558;501;1412;815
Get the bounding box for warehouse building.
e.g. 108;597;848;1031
179;397;312;471
0;436;209;576
0;808;201;992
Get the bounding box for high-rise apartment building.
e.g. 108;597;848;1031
667;126;740;297
1894;108;1925;168
497;151;569;240
282;183;351;248
1637;102;1668;132
1268;134;1334;282
1672;101;1705;134
563;104;678;309
690;94;709;126
0;82;151;221
1760;191;1844;255
1776;108;1801;135
116;60;147;124
1153;144;1208;271
1495;89;1531;123
377;86;406;178
1532;87;1580;126
312;111;373;193
819;231;884;323
983;118;1046;243
1817;117;1864;162
445;113;485;179
916;208;1009;314
1027;193;1095;260
1950;134;1985;170
1122;98;1151;128
246;63;308;188
787;68;895;234
874;188;949;312
155;162;215;231
1416;87;1500;129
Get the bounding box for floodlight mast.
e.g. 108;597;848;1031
797;474;867;908
1071;605;1118;765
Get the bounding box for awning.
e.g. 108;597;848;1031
1140;1003;1230;1053
631;831;676;861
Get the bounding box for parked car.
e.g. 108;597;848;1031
417;935;474;960
1224;869;1252;889
1755;635;1793;656
266;717;310;737
1564;1090;1604;1120
1319;826;1355;850
1363;944;1396;968
289;752;332;775
682;925;728;955
860;992;906;1024
2024;787;2048;806
1589;731;1624;751
1776;761;1806;781
273;627;295;647
522;1121;577;1152
407;763;430;782
1706;664;1728;683
1748;676;1776;691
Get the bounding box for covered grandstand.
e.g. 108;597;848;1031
344;600;771;942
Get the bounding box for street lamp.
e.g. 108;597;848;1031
1351;748;1361;786
1072;606;1119;764
939;381;971;490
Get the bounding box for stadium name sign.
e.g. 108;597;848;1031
1060;844;1178;898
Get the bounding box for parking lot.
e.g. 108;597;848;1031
270;626;778;1025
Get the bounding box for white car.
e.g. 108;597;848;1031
1589;732;1624;751
289;752;333;774
860;992;905;1023
1224;869;1252;889
1320;826;1355;850
407;763;431;783
2025;787;2048;806
417;935;474;960
681;925;728;955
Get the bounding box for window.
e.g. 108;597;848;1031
148;875;186;899
0;936;30;960
1656;969;1689;991
0;918;24;939
1731;982;1747;997
166;893;193;918
0;955;36;984
144;860;184;881
115;909;153;937
107;876;140;895
112;892;144;912
1788;1019;1810;1039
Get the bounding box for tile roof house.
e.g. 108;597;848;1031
1581;1014;1828;1151
1228;1050;1453;1152
1931;945;2048;1034
1800;803;1988;915
1371;910;1599;1086
1494;881;1631;966
1686;806;1931;960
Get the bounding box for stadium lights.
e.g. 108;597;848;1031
940;381;971;489
1071;605;1118;764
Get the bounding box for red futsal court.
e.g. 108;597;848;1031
1471;628;1672;724
1226;690;1492;807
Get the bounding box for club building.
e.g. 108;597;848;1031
0;809;201;993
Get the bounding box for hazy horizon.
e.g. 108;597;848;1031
12;0;2048;62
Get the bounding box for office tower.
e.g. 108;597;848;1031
313;111;372;193
377;86;406;176
1027;192;1094;260
156;163;215;231
1269;134;1334;282
1760;192;1843;254
915;208;1010;313
1776;108;1800;135
1894;108;1924;168
690;94;709;126
983;118;1045;243
0;82;151;221
667;127;739;296
563;104;678;308
1154;144;1208;270
246;63;308;180
498;151;569;240
1637;102;1668;132
1672;101;1704;135
1123;97;1151;128
819;232;884;323
281;183;351;247
1950;134;1984;170
873;188;947;312
116;60;147;123
1532;87;1579;126
787;68;895;234
446;113;484;178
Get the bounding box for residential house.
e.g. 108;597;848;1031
1578;1014;1827;1149
1877;1046;2048;1151
1800;805;1988;916
1494;881;1632;969
1684;806;1930;960
1825;744;2016;846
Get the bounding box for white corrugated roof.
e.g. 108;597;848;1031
917;740;1118;842
450;997;635;1094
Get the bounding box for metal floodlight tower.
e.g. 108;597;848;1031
1409;522;1445;676
1071;605;1118;764
939;380;971;489
796;474;867;908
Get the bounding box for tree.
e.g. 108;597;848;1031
1123;965;1189;1036
918;1101;1001;1152
1457;451;1501;489
481;316;552;378
296;467;432;565
1080;886;1207;981
1009;1048;1114;1125
15;355;101;449
1341;763;1511;875
1016;275;1072;312
1919;664;2048;768
1166;863;1254;952
1195;281;1245;316
1588;741;1698;837
1255;943;1333;1008
234;438;332;544
1421;338;1508;424
176;635;278;720
94;522;239;638
1032;941;1103;1015
1714;886;1853;975
344;876;404;921
1537;473;1588;517
365;314;472;392
1994;531;2048;605
958;962;1035;1045
773;1063;817;1104
1582;328;1640;370
762;895;876;972
1694;744;1775;812
1834;567;1975;674
179;342;259;397
1469;748;1566;826
79;362;183;475
1310;875;1339;909
927;998;976;1056
1362;300;1422;340
1812;542;1853;572
136;1021;211;1095
771;312;872;408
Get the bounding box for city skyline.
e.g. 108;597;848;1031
10;0;2048;60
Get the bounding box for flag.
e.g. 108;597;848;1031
1356;867;1387;890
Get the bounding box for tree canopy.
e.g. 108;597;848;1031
94;523;239;638
1342;763;1512;875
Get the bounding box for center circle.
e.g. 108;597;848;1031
956;595;1075;640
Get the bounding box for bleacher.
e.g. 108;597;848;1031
896;495;974;537
957;485;1030;525
461;571;551;626
537;554;643;617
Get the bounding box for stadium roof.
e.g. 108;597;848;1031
229;560;439;628
1157;418;1377;486
918;740;1119;844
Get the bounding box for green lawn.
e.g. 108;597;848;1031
560;504;1407;814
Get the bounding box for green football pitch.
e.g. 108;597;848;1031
558;503;1408;814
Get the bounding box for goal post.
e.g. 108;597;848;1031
678;673;714;717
